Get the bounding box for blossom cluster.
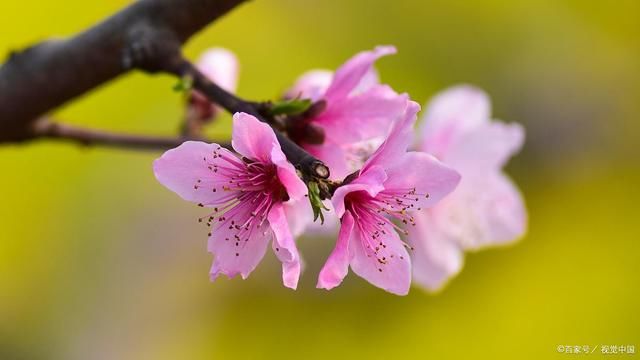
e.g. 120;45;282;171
153;46;527;295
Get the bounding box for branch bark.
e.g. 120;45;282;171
32;118;229;151
0;0;330;183
0;0;248;142
168;60;330;179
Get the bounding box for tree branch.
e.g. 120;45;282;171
0;0;330;183
31;119;229;151
0;0;248;142
167;59;331;179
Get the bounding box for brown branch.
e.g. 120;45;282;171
0;0;330;183
31;119;229;151
167;59;331;179
0;0;248;142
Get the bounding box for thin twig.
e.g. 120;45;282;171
32;119;229;151
167;59;331;180
0;0;248;142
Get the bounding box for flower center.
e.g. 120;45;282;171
344;188;423;271
192;147;289;254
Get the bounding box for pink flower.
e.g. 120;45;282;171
153;113;307;289
187;48;239;122
409;85;527;291
317;101;461;295
197;48;239;93
287;46;408;179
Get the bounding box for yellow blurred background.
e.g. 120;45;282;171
1;1;638;359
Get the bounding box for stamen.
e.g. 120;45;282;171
195;153;288;258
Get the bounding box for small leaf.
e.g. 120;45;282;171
308;182;329;224
269;98;312;116
173;75;193;93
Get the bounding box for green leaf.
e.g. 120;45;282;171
269;98;312;116
173;75;193;93
308;182;329;224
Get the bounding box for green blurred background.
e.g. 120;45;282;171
1;1;638;359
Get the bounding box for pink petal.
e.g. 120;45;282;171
362;100;421;173
268;203;302;289
317;211;356;290
349;219;411;295
382;151;461;210
232;113;307;201
231;112;279;163
269;146;307;201
325;45;396;102
315;85;408;145
418;85;491;157
408;210;464;291
208;207;272;281
153;141;241;204
305;142;351;180
286;69;333;102
352;67;380;95
331;165;387;218
478;174;527;246
445;121;525;173
197;47;239;93
283;199;314;238
340;136;386;177
444;173;527;250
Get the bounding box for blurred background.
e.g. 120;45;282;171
1;0;638;359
